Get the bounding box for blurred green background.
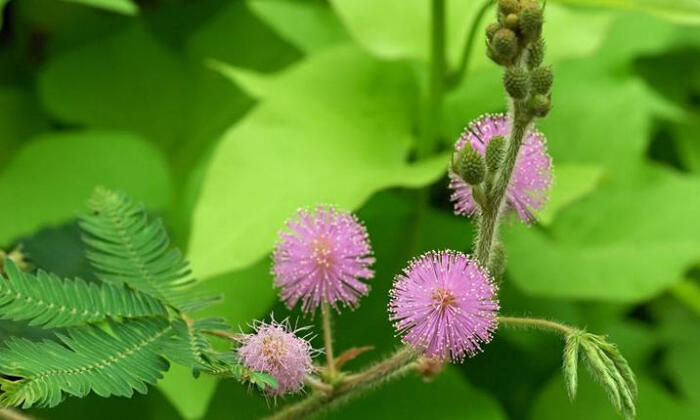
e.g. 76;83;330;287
1;0;699;419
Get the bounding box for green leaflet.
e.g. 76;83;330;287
564;332;638;419
0;318;171;409
563;332;581;401
79;187;218;312
0;260;168;328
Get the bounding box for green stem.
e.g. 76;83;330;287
266;347;417;420
321;302;336;380
419;0;446;158
474;100;531;265
450;0;495;87
407;0;447;256
498;316;577;336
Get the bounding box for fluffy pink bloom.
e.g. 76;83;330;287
389;251;499;361
449;113;552;223
237;320;314;395
272;206;375;312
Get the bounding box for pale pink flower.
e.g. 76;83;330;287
237;320;314;395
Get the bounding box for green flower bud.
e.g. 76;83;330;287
453;143;485;186
503;67;529;99
504;13;519;30
485;136;506;173
529;93;551;117
530;66;553;94
490;28;518;65
519;1;543;42
498;0;520;15
486;23;501;41
527;38;546;69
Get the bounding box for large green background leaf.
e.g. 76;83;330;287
188;45;448;279
0;130;171;246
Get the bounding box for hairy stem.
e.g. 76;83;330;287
321;302;336;380
304;375;333;393
451;0;495;87
498;316;577;336
475;100;530;265
266;347;417;420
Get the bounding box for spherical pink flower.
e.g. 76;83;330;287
389;251;499;362
237;320;314;395
272;206;374;312
449;113;552;223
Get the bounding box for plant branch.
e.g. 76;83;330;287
474;99;531;265
450;0;495;87
498;315;577;336
266;347;417;420
304;375;333;394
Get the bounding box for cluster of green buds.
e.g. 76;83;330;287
451;136;506;210
0;246;30;275
486;0;553;117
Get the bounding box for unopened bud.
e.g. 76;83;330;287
519;1;543;41
485;136;506;173
498;0;520;15
503;67;529;99
529;93;551;117
453;143;485;186
530;66;553;94
527;38;545;69
490;28;518;65
486;23;500;41
504;13;519;30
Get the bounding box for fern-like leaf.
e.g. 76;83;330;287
0;260;168;328
0;318;172;408
79;187;217;312
162;317;231;374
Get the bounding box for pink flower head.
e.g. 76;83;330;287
449;113;552;223
237;319;314;395
272;206;375;312
389;251;499;362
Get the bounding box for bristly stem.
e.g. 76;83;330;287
498;316;577;336
474;99;531;265
321;302;337;380
269;316;579;419
450;0;495;87
265;347;417;420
